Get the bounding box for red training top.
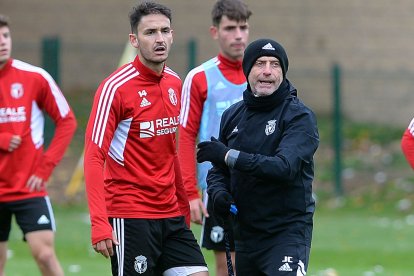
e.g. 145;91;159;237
84;56;189;245
0;59;76;202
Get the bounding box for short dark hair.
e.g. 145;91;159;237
211;0;252;26
0;14;10;28
129;1;172;34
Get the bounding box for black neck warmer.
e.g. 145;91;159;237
243;79;291;111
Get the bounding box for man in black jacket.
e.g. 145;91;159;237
197;38;319;275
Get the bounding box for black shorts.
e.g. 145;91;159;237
0;196;56;241
110;216;207;276
200;192;235;252
235;242;310;276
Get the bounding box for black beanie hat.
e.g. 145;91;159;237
242;38;289;79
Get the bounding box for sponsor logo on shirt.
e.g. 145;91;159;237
10;83;24;99
139;116;179;138
0;106;26;123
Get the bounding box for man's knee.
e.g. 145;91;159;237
32;247;57;267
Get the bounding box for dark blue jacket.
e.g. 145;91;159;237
207;81;319;251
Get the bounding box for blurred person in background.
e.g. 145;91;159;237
178;0;252;275
84;2;209;275
401;117;414;169
0;14;77;276
197;38;319;275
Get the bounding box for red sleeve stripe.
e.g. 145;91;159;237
92;65;139;147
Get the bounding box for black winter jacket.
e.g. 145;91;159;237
207;80;319;251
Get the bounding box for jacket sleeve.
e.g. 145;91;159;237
84;82;121;245
178;70;208;200
232;109;319;182
33;73;77;181
401;126;414;170
174;154;190;227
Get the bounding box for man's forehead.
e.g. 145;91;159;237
256;56;279;62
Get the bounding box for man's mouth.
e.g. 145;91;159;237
154;45;166;52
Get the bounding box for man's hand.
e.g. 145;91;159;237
196;136;229;166
189;198;209;225
92;231;119;258
26;175;46;192
212;190;234;219
8;135;22;152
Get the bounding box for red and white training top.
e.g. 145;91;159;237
0;59;77;202
401;117;414;170
84;56;188;244
178;54;246;200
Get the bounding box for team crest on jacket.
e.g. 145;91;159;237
134;255;147;274
168;88;177;106
265;120;277;136
10;83;24;99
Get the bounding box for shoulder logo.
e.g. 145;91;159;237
168;88;178;106
10;83;24;99
231;126;239;134
265;120;277;136
262;43;276;51
134;255;148;274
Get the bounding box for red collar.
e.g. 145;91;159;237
132;56;165;82
217;53;242;69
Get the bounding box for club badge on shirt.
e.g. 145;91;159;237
168;88;177;106
11;83;24;99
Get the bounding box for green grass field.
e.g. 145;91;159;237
4;201;414;276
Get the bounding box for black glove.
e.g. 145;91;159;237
196;136;229;167
212;190;234;219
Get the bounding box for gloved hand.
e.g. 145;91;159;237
212;190;234;219
196;136;229;167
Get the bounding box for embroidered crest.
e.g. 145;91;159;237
168;88;177;106
265;120;277;136
134;255;148;274
11;83;24;99
210;226;224;243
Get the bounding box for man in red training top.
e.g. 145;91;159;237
84;2;208;275
0;14;77;276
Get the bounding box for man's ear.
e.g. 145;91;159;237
129;33;139;49
209;25;218;40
